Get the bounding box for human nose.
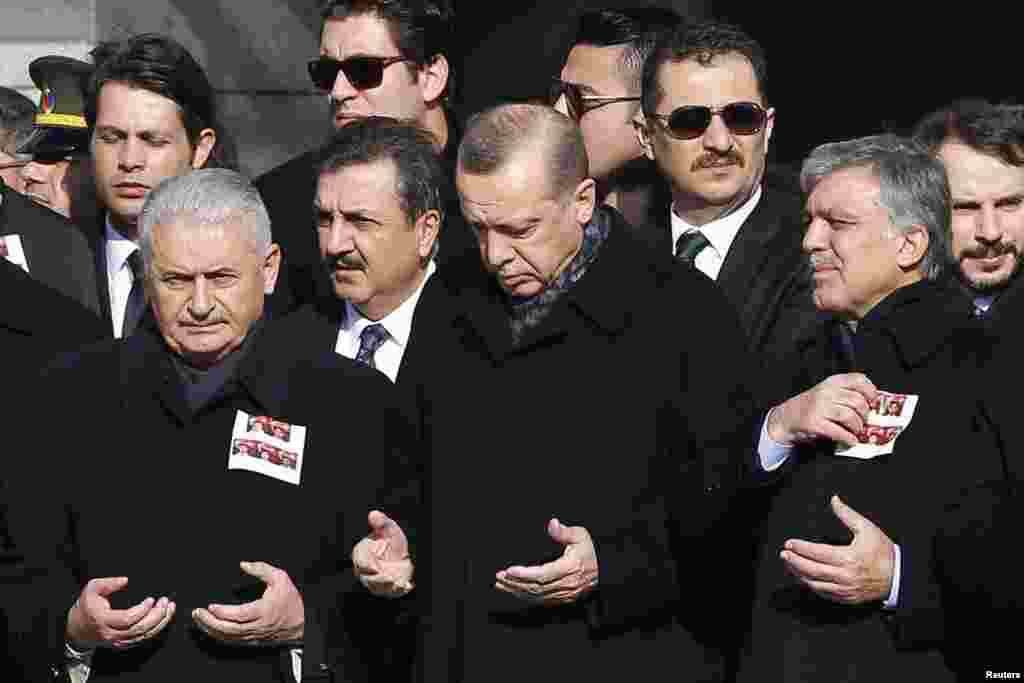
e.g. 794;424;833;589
330;66;358;102
976;204;1002;244
117;138;144;171
483;231;514;271
802;216;828;254
188;277;214;319
319;216;354;257
701;111;733;153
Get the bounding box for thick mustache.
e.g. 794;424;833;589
963;243;1017;260
326;254;366;270
692;150;744;171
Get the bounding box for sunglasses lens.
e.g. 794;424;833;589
341;57;386;90
666;106;712;140
722;102;765;135
309;58;340;90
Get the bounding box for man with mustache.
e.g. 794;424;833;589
1;169;419;682
739;135;1005;682
913;99;1024;326
0;86;34;194
256;0;472;317
635;20;821;360
81;34;231;338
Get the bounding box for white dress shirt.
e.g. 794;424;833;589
669;185;763;281
104;216;141;338
334;261;435;382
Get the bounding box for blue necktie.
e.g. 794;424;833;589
354;324;389;369
122;250;146;336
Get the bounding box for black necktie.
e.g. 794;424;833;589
122;250;146;337
675;230;710;265
354;324;389;369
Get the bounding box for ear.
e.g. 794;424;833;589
418;54;449;106
262;243;282;294
896;224;929;271
191;128;217;169
415;208;441;261
762;106;776;153
634;113;655;161
573;177;597;226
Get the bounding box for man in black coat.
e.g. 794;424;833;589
636;20;822;360
367;103;760;682
256;0;474;317
737;135;1006;682
913;99;1024;329
1;179;101;316
1;169;419;682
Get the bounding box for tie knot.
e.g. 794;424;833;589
355;323;389;368
674;230;710;264
126;250;145;282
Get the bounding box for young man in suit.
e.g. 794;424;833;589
636;20;822;359
549;7;679;236
256;0;466;316
82;34;228;338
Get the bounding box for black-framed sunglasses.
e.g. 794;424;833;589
548;78;640;122
308;55;414;92
645;102;767;140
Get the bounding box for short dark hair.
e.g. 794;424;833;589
317;116;445;226
459;104;588;199
319;0;455;105
85;33;234;169
913;98;1024;167
573;7;682;92
641;20;768;115
0;87;36;154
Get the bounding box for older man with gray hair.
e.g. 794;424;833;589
738;135;1006;683
1;168;420;683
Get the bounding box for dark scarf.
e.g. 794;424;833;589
507;206;611;344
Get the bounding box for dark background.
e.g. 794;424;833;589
456;1;1021;168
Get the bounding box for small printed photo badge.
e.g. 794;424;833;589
228;410;307;485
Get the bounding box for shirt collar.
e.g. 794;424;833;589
341;259;436;348
670;185;763;257
104;213;139;278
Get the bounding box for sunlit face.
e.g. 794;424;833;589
457;154;596;298
802;166;923;319
555;44;642;181
640;52;773;221
316;160;438;321
0;147;28;193
320;14;431;131
91;82;214;236
147;215;280;368
20;155;94;219
938;141;1024;293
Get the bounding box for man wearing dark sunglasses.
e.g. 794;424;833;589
256;0;466;318
637;21;821;361
1;86;35;194
550;8;679;237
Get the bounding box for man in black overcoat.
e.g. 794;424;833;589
371;103;761;682
1;178;101;315
1;169;419;682
736;135;1007;682
635;20;823;360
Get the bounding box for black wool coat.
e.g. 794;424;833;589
411;207;762;683
1;315;421;682
736;279;1006;683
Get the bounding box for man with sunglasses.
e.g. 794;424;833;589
550;8;679;238
637;20;821;360
256;0;469;318
0;61;102;317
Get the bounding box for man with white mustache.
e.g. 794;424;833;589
740;135;1006;682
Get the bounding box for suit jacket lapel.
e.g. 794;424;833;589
87;213;113;329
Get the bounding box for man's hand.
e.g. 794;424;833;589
192;561;304;646
352;510;413;598
66;577;175;650
768;373;878;447
495;518;598;607
780;495;895;605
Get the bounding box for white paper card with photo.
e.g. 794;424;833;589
834;390;919;460
0;234;29;272
228;410;307;485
